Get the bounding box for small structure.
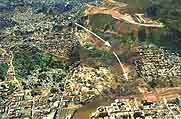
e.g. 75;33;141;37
176;95;181;107
143;95;157;106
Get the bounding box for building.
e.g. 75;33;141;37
176;95;181;107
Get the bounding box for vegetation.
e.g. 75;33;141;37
8;82;17;94
50;87;59;94
83;44;114;59
146;0;181;51
31;89;42;97
12;45;70;79
148;80;157;88
0;63;9;81
89;14;116;31
13;45;49;78
0;48;5;55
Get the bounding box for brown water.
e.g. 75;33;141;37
72;96;113;119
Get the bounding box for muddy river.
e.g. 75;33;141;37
72;96;113;119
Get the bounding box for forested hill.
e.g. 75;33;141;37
146;0;181;51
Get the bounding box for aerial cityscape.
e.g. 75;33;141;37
0;0;181;119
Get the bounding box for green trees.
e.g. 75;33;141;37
12;44;71;86
146;0;181;51
0;63;9;81
50;87;58;94
31;89;41;97
13;45;53;78
148;80;157;88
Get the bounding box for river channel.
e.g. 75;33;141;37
72;96;113;119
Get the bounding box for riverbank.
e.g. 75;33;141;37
72;96;113;119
